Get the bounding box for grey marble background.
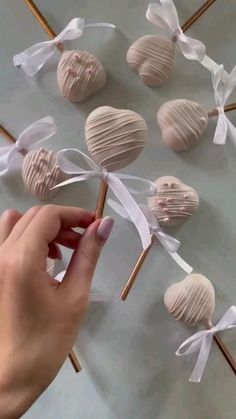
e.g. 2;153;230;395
0;1;236;418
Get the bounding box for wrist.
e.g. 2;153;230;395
0;351;45;419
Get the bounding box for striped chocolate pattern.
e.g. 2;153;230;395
85;106;148;171
164;273;215;326
157;99;208;151
127;35;176;86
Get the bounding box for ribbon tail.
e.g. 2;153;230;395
18;116;57;149
178;34;206;61
226;118;236;147
169;252;193;274
189;335;213;383
84;22;116;29
107;175;151;249
213;113;228;145
13;42;56;76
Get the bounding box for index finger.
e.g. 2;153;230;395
19;205;95;245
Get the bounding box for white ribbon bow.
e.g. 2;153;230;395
146;1;206;61
108;200;192;274
176;306;236;383
55;270;110;302
0;116;57;175
13;18;116;76
211;65;236;146
52;149;157;250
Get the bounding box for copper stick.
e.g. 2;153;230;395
24;0;64;51
0;123;80;373
95;180;108;219
69;350;82;373
120;234;155;300
181;0;217;33
208;103;236;117
0;125;16;143
207;321;236;375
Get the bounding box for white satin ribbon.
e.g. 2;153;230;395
176;306;236;383
55;270;110;302
13;18;116;76
52;149;156;250
146;1;206;61
0;116;57;175
108;199;192;274
211;65;236;146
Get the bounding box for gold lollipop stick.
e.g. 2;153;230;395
208;103;236;117
120;234;155;300
95;180;108;219
181;0;217;33
0;123;80;373
69;350;82;373
207;321;236;375
24;0;64;51
0;124;16;143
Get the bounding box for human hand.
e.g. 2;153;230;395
0;206;113;418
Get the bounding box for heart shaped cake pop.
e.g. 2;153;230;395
157;99;208;151
148;176;199;227
85;106;148;171
22;149;66;201
164;273;215;326
127;35;175;87
57;50;107;102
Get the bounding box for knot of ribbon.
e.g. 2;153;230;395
176;305;236;382
146;1;206;61
0;116;57;176
211;65;236;145
52;149;157;250
108;199;193;274
13;18;116;76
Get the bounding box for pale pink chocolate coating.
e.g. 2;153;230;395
148;176;199;227
22;149;65;201
127;35;175;86
85;106;148;171
157;99;208;151
164;273;215;326
57;50;106;102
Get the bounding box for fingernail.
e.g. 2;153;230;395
97;216;114;240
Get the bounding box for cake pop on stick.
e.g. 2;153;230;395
0;116;66;200
157;65;236;151
127;0;212;87
119;176;199;299
52;146;156;250
164;273;236;382
85;105;150;220
14;11;115;102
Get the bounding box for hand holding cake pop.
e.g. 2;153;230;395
52;106;156;250
127;0;206;87
164;273;236;382
13;18;115;102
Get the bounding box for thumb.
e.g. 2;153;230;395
60;216;114;299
